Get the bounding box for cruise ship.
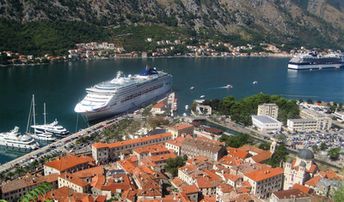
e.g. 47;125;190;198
74;67;173;121
0;127;39;150
288;52;344;70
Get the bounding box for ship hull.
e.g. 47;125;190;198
79;84;172;121
288;63;344;70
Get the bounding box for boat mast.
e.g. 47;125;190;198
26;95;33;133
32;94;36;134
43;102;47;125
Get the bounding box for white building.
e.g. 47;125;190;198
283;149;318;190
287;119;318;133
333;111;344;122
257;103;279;119
244;167;284;199
300;109;332;130
252;115;282;134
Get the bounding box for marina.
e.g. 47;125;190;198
0;57;344;163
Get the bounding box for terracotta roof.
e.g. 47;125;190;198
152;101;166;109
219;155;243;166
146;153;176;163
1;173;59;193
241;181;252;188
227;147;250;159
44;155;94;172
73;166;103;179
203;169;221;181
99;174;133;193
59;173;88;187
218;183;233;193
318;170;343;180
182;137;225;154
181;184;199;194
95;195;106;202
251;151;272;163
91;174;105;188
196;176;219;189
171;123;193;131
236;187;250;194
244;167;283;182
118;159;137;174
166;136;185;147
201;196;216;202
305;176;322;187
273;189;309;199
92;132;172;149
223;173;241;182
171;177;185;188
45;187;96;202
292;183;313;194
133;144;169;155
240;145;265;154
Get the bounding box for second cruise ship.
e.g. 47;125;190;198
74;67;173;121
288;52;344;70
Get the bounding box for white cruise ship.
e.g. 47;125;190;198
288;52;344;70
75;67;173;121
0;127;39;150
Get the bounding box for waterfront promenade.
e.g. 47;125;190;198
0;117;119;174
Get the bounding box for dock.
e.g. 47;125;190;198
0;116;121;174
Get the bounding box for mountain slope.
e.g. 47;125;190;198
0;0;343;54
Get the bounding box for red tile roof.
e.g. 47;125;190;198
251;151;272;163
305;176;322;187
227;147;250;159
171;123;193;131
152;101;166;109
93;132;172;149
59;173;88;187
166;136;185;147
73;166;103;179
223;174;241;182
133;144;169;155
181;184;199;194
273;189;309;200
218;183;233;193
292;183;313;194
45;155;94;172
244;167;283;182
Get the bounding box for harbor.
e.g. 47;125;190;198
0;116;119;174
0;57;344;164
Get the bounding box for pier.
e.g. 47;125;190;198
0;116;121;174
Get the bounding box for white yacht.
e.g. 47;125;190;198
74;67;173;121
31;103;69;137
26;95;56;141
0;127;39;150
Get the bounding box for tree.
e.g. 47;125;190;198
164;156;187;177
219;134;251;148
334;184;344;202
258;142;271;150
266;144;288;167
320;142;328;151
328;148;341;161
20;182;53;202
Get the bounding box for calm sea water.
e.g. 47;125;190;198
0;57;343;163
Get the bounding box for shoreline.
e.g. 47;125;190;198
0;54;292;67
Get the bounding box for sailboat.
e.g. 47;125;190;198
31;102;69;137
27;95;56;141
